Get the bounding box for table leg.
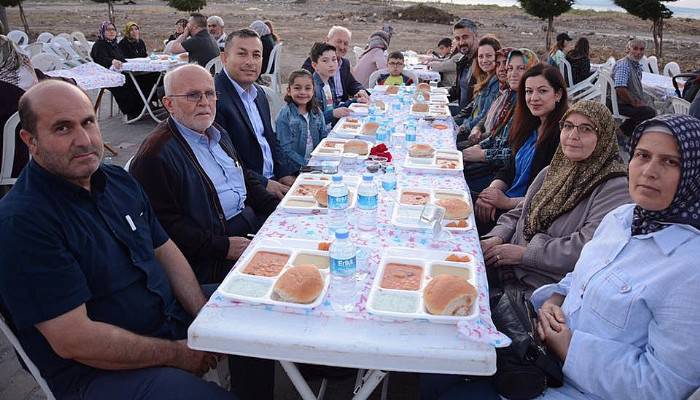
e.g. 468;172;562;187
125;71;164;124
352;369;387;400
278;360;318;400
94;88;106;113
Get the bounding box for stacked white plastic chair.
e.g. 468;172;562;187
663;62;681;78
261;42;284;94
7;30;29;46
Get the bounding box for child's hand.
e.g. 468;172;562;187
333;108;351;118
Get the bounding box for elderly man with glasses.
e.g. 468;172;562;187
129;64;279;285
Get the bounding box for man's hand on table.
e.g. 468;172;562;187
479;236;503;254
278;175;297;187
266;179;290;199
355;90;370;103
333;107;351;119
226;237;251;261
111;59;123;70
462;145;485;162
171;340;218;376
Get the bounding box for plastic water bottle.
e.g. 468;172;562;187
416;90;426;104
368;102;378;116
376;125;388;144
327;175;349;233
382;165;397;191
357;174;378;232
329;229;357;311
405;122;417;144
417;117;427;134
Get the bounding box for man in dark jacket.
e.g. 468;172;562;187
302;25;369;102
130;64;279;285
449;18;479;122
129;64;277;400
215;28;297;199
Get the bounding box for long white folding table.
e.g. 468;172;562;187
188;88;505;399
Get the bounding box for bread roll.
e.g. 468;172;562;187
424;275;477;316
412;103;429;113
314;186;328;207
435;198;471;219
445;253;470;263
374;100;386;110
274;265;324;304
417;82;431;91
343;140;369;155
386;85;399;95
408;143;435;158
362;122;379;135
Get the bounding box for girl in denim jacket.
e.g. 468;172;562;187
275;70;327;172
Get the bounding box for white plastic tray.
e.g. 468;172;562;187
331;117;378;141
428;94;449;104
430;87;449;95
279;173;360;214
403;148;463;173
390;187;473;231
218;245;331;309
349;102;386;116
366;251;479;323
409;103;450;119
310;137;373;160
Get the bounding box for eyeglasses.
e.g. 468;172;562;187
169;90;217;103
559;121;596;136
105;27;117;32
388;62;404;67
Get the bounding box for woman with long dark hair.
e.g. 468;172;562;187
475;64;568;233
566;37;592;85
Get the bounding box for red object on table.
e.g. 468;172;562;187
370;144;392;162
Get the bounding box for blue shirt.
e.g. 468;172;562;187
224;69;275;179
506;130;537;197
612;56;642;89
173;118;247;220
0;162;189;397
532;204;700;400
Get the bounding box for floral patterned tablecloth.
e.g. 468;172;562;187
46;62;125;90
207;93;511;348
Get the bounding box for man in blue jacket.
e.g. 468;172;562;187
215;28;297;198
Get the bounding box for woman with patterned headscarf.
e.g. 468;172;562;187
0;35;38;91
352;30;391;88
118;21;147;59
480;100;631;291
90;21;155;120
526;113;700;400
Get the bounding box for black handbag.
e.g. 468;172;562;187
490;284;564;400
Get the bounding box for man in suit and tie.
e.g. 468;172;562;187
215;28;296;199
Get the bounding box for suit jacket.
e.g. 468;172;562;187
214;72;294;186
302;56;365;102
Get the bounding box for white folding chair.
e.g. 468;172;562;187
7;30;29;46
49;36;85;64
21;42;44;57
261;42;284;94
205;56;223;76
0;312;56;399
368;68;418;88
260;85;284;122
71;31;93;61
1;112;21;187
558;57;574;87
663;62;681;78
670;97;691;114
36;32;54;43
646;55;660;74
598;71;628;124
56;32;72;41
569;70;600;103
30;53;62;72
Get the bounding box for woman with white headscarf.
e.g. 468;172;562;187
352;30;391;88
250;20;275;75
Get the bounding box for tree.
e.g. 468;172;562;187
91;0;121;24
519;0;575;51
614;0;676;57
0;0;30;35
167;0;206;12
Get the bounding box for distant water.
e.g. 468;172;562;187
406;0;700;19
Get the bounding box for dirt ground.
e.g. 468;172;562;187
6;0;700;81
